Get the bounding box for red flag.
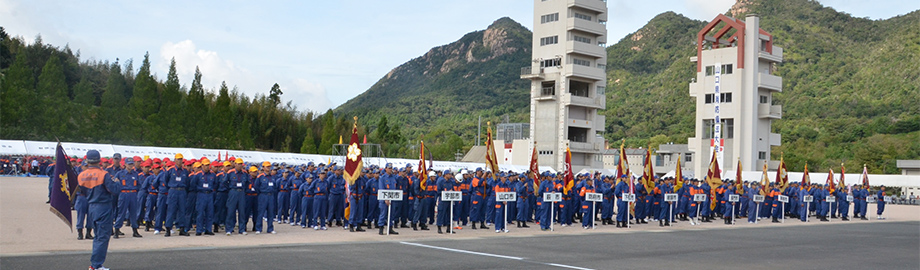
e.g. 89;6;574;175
839;164;846;188
484;122;499;173
760;161;769;196
802;163;812;190
675;154;684;190
363;134;367;144
563;146;574;195
217;152;221;162
827;169;836;192
641;147;655;193
529;142;540;192
735;159;743;193
707;148;722;210
343;117;363;185
616;140;630;184
775;155;788;192
418;141;428;188
861;165;869;187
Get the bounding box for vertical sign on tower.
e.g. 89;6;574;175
711;62;724;174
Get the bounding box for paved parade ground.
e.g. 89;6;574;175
1;176;918;269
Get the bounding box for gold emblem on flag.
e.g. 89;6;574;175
347;143;361;162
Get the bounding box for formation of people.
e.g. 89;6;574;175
65;152;892;241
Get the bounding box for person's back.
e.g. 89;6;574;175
77;150;117;270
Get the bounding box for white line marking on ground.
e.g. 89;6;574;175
399;241;523;260
399;241;595;270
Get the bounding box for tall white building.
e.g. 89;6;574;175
688;14;783;176
522;0;608;172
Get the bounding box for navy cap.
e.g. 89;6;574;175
86;150;101;163
113;153;122;159
125;158;135;165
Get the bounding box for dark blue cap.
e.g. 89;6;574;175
86;150;101;163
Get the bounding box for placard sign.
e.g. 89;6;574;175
664;193;678;202
803;195;814;203
777;195;789;203
728;194;740;202
543;192;562;202
441;191;462;202
378;189;403;201
826;195;836;202
586;192;603;202
496;192;517;202
622;193;636;202
846;195;854;202
884;196;891;203
753;195;765;203
693;194;707;202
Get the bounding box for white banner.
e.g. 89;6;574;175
441;191;462;202
586;192;603;202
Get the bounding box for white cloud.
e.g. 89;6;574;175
683;0;736;20
157;40;332;112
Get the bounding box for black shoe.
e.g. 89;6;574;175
411;223;418;231
389;228;399;235
521;222;530;228
772;217;780;223
665;221;670;226
116;228;125;236
179;228;190;236
214;224;220;233
132;228;143;238
85;228;93;239
516;221;522;228
480;222;490;230
356;225;366;232
860;217;868;220
472;224;478;230
379;226;385;235
78;229;84;240
659;220;664;227
420;224;430;231
165;229;171;237
204;231;215;235
145;222;151;232
349;226;355;232
438;226;443;234
196;232;203;236
842;217;850;221
335;220;342;227
640;220;648;224
831;215;837;219
400;223;410;228
113;229;120;239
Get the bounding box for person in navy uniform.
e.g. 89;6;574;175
288;169;304;226
470;169;490;230
326;166;346;227
224;159;247;235
253;162;277;234
364;169;379;228
579;177;597;229
114;158;143;238
436;170;457;234
154;159;171;235
75;159;94;240
164;154;191;237
348;167;366;232
377;164;399;235
212;161;229;233
192;158;216;235
876;186;887;219
298;172;315;228
835;185;850;221
493;173;512;233
537;173;555;231
78;150;119;270
312;170;330;230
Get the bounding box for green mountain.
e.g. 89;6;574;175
334;0;920;173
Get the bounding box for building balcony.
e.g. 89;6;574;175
758;46;783;63
521;66;544;80
595;114;605;131
758;73;782;92
567;18;606;36
566;41;606;58
568;0;607;13
769;133;782;146
569;140;603;152
561;93;604;109
564;64;606;81
688;81;702;96
758;104;782;119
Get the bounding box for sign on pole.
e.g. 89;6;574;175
728;194;739;202
803;195;814;203
586;192;603;202
827;195;836;202
622;193;636;202
378;189;403;201
664;193;678;202
777;195;789;203
497;192;517;202
846;195;854;202
753;195;765;203
693;194;707;202
442;191;462;202
544;192;562;202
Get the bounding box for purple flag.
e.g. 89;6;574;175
49;143;78;231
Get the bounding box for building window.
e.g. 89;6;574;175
541;58;561;68
574;35;592;44
704;93;732;104
541;81;556;96
539;150;554;155
721;64;733;75
574;12;592;21
541;13;559;24
596;86;605;98
567;127;588;143
760;95;769;104
685;153;692;163
569;80;590;97
758;151;767;160
702;118;734;139
656;155;664;167
540;36;558;46
705;66;714;76
573;58;591;67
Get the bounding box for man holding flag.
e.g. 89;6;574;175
78;150;119;270
344;117;365;232
49;144;79;237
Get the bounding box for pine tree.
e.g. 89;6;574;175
319;110;337;154
300;122;317;153
0;53;38;138
129;52;158;119
36;54;71;139
101;61;127;108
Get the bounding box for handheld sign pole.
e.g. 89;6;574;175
826;195;835;222
664;193;678;226
753;195;765;224
551;200;555;231
586;192;602;229
777;195;789;223
728;195;740;225
592;201;596;229
378;190;403;236
496;192;516;232
803;195;813;223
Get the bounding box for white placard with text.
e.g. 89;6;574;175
378;189;403;201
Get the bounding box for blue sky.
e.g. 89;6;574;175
2;0;917;112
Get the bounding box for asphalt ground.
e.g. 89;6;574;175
2;221;917;270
